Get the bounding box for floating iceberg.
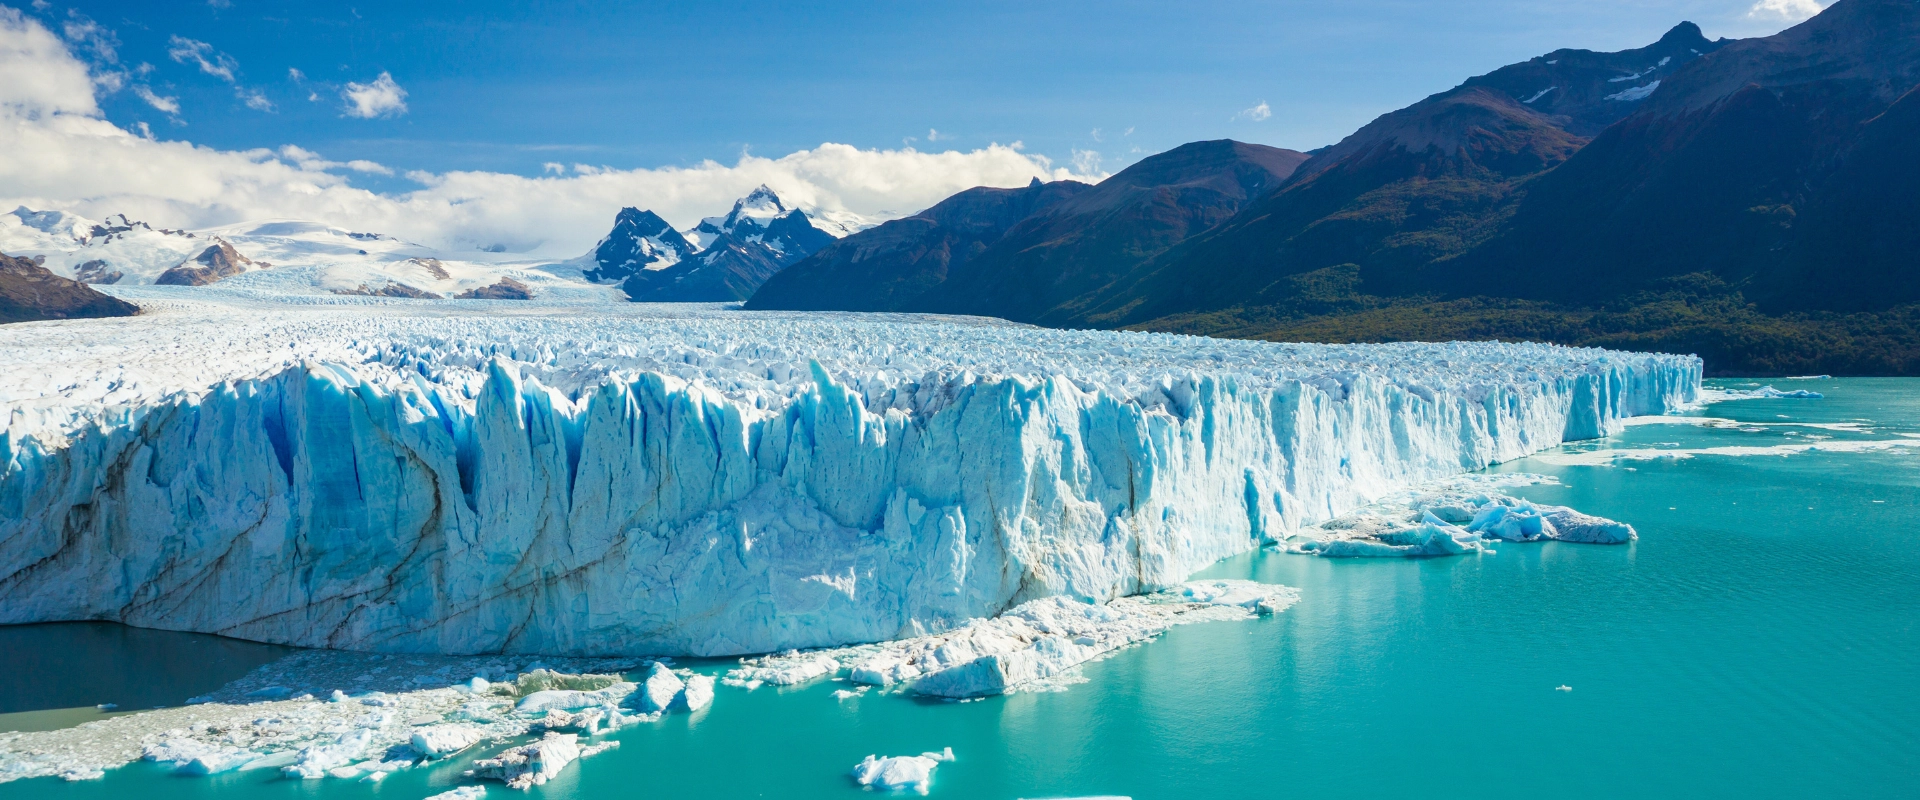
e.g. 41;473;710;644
852;748;953;795
466;732;581;790
412;725;485;759
0;300;1698;656
1284;476;1636;557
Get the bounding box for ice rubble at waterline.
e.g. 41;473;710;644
0;651;699;785
0;301;1700;657
728;579;1297;698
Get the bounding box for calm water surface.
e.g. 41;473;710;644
3;378;1915;799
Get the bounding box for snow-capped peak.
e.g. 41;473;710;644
9;206;96;243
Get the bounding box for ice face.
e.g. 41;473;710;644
0;298;1700;657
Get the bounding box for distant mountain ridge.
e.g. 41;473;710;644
575;185;853;302
747;2;1920;374
749;140;1309;319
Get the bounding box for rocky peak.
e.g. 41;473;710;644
154;238;262;286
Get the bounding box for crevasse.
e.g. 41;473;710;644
0;307;1699;657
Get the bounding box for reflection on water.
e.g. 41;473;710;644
0;622;294;723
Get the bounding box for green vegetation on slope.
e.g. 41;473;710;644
1136;266;1920;376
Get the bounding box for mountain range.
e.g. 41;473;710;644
752;0;1920;375
596;186;843;302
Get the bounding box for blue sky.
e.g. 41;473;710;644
0;1;1825;254
47;0;1812;181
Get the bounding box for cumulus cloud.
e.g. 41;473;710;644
341;71;406;118
1748;0;1827;19
166;35;236;82
0;11;1103;257
1233;101;1272;122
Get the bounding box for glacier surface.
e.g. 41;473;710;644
0;292;1700;657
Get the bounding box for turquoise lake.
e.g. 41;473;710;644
3;377;1916;799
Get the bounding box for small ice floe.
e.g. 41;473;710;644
411;725;484;759
728;653;840;688
833;686;871;701
466;732;580;790
852;748;954;795
425;786;489;800
637;663;684;713
1708;385;1823;400
513;682;636;714
1556;685;1573;692
681;674;716;712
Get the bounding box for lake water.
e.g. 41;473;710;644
3;378;1916;799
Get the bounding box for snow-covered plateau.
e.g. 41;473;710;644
0;288;1700;658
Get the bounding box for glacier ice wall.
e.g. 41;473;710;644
0;301;1700;656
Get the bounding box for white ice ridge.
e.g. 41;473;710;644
728;580;1296;697
0;297;1699;656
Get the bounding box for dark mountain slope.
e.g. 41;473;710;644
749;140;1305;319
1457;0;1920;312
1076;23;1723;328
744;179;1091;312
922;140;1307;324
1;252;139;323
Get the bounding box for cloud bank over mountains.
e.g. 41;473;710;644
0;8;1098;256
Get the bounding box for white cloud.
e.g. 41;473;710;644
236;85;273;111
926;128;946;141
1233;101;1272;122
0;7;99;119
1072;148;1102;176
61;12;117;64
132;84;180;116
287;67;304;81
341;71;406;118
1748;0;1827;19
0;11;1103;258
167;35;236;82
1090;127;1103;142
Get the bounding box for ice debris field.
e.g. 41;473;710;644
0;288;1704;790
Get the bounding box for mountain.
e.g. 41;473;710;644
1459;0;1920;311
745;178;1093;312
1074;23;1727;327
581;207;698;283
0;252;138;323
619;186;839;302
748;141;1309;320
155;239;265;286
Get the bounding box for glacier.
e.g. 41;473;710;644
0;291;1700;657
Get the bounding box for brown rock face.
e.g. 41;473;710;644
0;252;139;323
332;283;444;299
454;277;533;300
155;240;261;286
408;258;452;280
73;259;123;285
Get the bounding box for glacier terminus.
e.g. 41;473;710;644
0;290;1700;658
